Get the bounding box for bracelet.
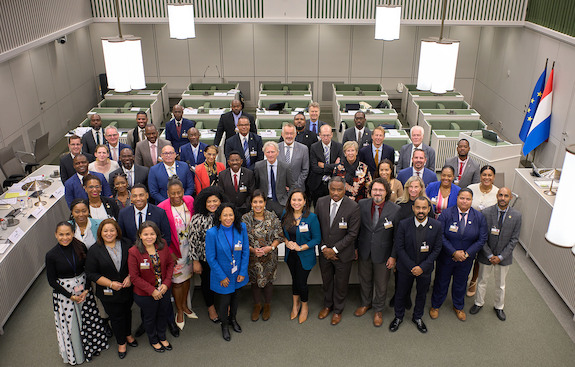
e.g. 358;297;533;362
110;281;113;288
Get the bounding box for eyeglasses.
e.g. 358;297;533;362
162;151;176;156
86;185;101;190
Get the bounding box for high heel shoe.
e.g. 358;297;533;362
290;303;301;320
184;309;198;319
126;339;138;347
175;313;185;330
118;344;127;359
299;302;309;324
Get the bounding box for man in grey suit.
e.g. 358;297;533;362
470;187;521;321
397;126;436;171
444;139;480;188
355;178;400;327
342;111;371;149
254;141;294;217
278;123;309;189
134;124;172;168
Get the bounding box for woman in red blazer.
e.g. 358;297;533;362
128;221;175;353
194;145;225;194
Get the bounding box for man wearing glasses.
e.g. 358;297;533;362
148;145;195;203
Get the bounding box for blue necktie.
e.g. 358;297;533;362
312;123;317;134
459;212;467;235
243;138;251;167
270;165;277;201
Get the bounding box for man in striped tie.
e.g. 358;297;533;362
224;116;263;170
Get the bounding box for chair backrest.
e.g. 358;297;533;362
0;147;25;177
33;132;50;162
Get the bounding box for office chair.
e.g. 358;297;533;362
0;146;26;188
15;132;49;174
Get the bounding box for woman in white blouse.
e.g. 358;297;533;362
89;144;120;183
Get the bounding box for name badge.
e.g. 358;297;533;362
383;218;393;229
431;197;438;205
73;284;84;295
103;287;113;296
491;227;500;236
449;223;459;232
299;223;309;232
478;204;485;211
234;241;243;251
250;149;257;157
182;133;188;138
239;185;247;192
420;242;429;252
453;179;460;185
231;259;238;274
140;260;150;270
339;218;348;229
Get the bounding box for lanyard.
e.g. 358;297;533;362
59;245;77;274
221;227;236;263
173;205;189;228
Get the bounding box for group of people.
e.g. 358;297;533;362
46;99;521;365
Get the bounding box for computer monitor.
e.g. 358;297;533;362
345;103;361;112
268;102;286;111
482;129;500;143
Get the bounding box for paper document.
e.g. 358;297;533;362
8;227;24;244
0;242;10;254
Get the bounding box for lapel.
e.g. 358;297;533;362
217;227;234;263
330;198;345;230
101;243;120;275
260;163;269;194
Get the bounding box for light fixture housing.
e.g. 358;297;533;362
168;3;196;40
416;37;460;94
102;36;146;92
546;145;575;248
375;5;401;41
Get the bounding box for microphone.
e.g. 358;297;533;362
203;65;210;78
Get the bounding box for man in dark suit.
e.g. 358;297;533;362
254;141;294;217
224;116;263;170
81;114;107;155
309;125;344;206
109;148;149;189
316;177;361;325
179;127;207;172
358;126;395;175
165;104;196;153
64;154;112;207
470;187;521;321
218;152;255;216
104;126;131;162
396;149;438;186
278;123;309;189
135;124;172;168
305;102;326;135
60;135;94;184
148;145;194;203
355;178;400;327
389;196;442;334
126;111;148;150
342;111;371;148
214;99;257;146
444;139;480;188
397;125;436;171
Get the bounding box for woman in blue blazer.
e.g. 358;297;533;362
205;203;250;341
425;165;461;218
281;189;321;324
69;198;103;250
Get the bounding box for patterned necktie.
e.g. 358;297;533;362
167;164;177;178
416;171;420;177
243;138;251;167
375;148;380;167
176;122;181;137
286;146;291;164
127;170;133;187
357;130;362;143
95;131;100;145
324;145;330;164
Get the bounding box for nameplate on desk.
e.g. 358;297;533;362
260;94;267;96
130;107;141;112
209;109;225;115
336;94;343;97
0;242;10;254
8;228;24;244
214;92;228;96
28;206;47;219
51;187;65;199
264;110;280;115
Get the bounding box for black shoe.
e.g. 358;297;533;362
151;344;165;353
103;319;113;338
93;351;100;357
168;322;180;337
160;341;172;351
127;339;138;347
412;318;428;333
389;295;395;307
211;317;220;324
389;317;402;332
118;351;127;359
470;305;483;314
405;298;413;310
221;324;231;341
230;318;242;333
494;308;506;321
134;324;145;337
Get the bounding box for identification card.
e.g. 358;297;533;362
182;133;188;138
420;242;429;252
73;284;84;295
299;223;309;232
250;149;257;157
449;224;459;232
339;219;348;229
140;260;150;270
239;185;247;192
384;219;393;229
431;197;438;205
231;259;238;274
491;227;500;236
234;241;243;251
103;287;113;296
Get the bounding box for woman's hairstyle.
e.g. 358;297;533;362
441;165;455;176
480;165;496;175
213;202;243;232
194;186;228;215
375;159;395;179
134;221;165;254
55;221;86;261
281;189;310;228
69;198;90;226
167;176;184;190
82;174;102;187
369;177;391;202
95;144;110;154
205;145;219;155
396;176;427;204
112;172;128;185
250;189;267;203
342;140;359;153
96;218;122;245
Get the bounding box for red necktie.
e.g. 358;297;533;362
233;174;238;192
176;122;182;137
458;162;464;181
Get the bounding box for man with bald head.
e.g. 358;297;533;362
82;114;107;155
134;124;172;168
109;148;149;189
148;145;194;203
309;124;343;206
179;127;207;171
214;99;256;146
165;104;196;153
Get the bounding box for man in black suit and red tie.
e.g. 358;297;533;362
213;99;257;146
217;151;255;216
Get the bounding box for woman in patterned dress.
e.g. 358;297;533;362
241;190;284;321
333;140;372;202
46;221;108;365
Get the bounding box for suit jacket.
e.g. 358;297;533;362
85;238;133;302
254;160;293;206
224;133;263;170
358;143;395;175
214;111;257;146
278;141;309;189
397;143;436;171
218;168;255;214
109;164;149;189
305;119;326;135
127;127;146;150
282;212;321;270
64;171;112;207
444;156;480;188
81;129;107;155
128;241;174;296
179;142;208;167
296;129;319;152
117;204;171;245
165;118;196;153
357;198;401;264
106;142;131;162
342;127;372;148
395;217;443;275
315;195;361;263
157;196;195;258
437;205;488;262
425;182;461;215
60;152;95;184
308;140;344;191
205;223;250;294
477;205;521;266
148;161;195;203
397;167;438;187
195;162;226;194
100;196;120;220
134;138;172;168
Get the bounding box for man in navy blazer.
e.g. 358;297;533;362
305;102;326;134
165;104;196;153
213;99;257;146
104;126;131;162
64;154;112;207
396;149;438;187
148;145;195;203
224;116;263;170
389;196;442;334
358;126;395;175
179;127;207;171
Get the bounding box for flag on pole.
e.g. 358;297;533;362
523;65;554;156
519;61;547;142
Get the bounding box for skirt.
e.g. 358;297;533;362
52;273;108;365
172;239;193;284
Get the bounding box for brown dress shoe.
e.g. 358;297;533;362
467;281;477;297
453;306;466;321
354;305;372;317
262;303;271;321
331;313;342;325
318;307;331;320
251;304;262;321
373;312;383;327
429;307;439;319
